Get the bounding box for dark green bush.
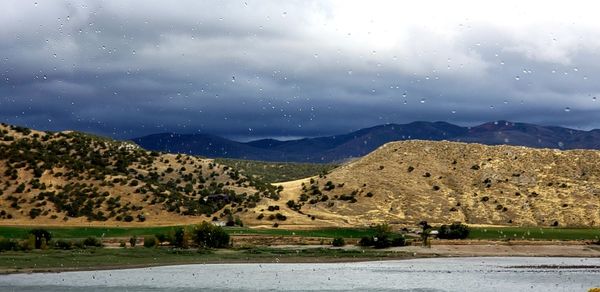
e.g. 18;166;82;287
0;238;19;252
29;229;52;249
54;239;73;250
358;236;373;246
143;236;157;248
332;237;345;247
192;222;230;248
437;223;470;239
83;236;102;247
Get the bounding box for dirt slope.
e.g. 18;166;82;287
271;140;600;227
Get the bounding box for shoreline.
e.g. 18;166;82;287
2;243;599;275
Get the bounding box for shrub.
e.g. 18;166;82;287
0;238;18;252
83;236;103;247
143;236;158;248
391;236;407;247
192;222;230;248
29;208;42;219
173;228;188;248
358;236;373;247
119;240;127;248
155;233;168;244
332;237;345;247
29;229;52;249
129;236;137;247
437;223;470;239
54;239;73;250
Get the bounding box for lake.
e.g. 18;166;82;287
1;257;599;291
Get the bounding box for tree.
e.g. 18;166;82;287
419;221;432;247
370;223;393;248
173;227;188;248
438;223;470;239
29;229;51;249
143;236;157;248
332;237;345;247
192;222;230;248
129;235;137;247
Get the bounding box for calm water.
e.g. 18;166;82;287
1;257;599;291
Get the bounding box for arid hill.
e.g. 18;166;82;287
0;123;280;226
2;123;600;229
268;140;600;228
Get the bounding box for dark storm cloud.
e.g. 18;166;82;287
2;0;600;140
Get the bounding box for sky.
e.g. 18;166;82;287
2;0;600;141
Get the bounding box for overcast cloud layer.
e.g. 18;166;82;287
2;0;600;140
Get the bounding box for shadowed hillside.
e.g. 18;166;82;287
132;121;600;163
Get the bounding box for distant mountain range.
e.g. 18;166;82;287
131;121;600;163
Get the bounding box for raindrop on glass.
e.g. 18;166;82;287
564;107;571;112
514;76;520;81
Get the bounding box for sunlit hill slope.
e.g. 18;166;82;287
268;140;600;228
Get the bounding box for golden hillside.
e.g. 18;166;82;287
271;140;600;227
0;123;281;226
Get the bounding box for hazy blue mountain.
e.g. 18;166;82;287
132;121;600;163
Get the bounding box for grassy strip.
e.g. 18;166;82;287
227;227;375;238
0;226;375;240
0;247;413;273
215;158;338;183
0;226;180;240
469;227;600;241
1;225;598;241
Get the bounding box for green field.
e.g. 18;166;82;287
215;158;338;183
1;225;598;241
0;226;375;240
468;227;600;241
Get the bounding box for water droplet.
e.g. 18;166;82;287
282;11;287;17
132;50;136;55
573;67;578;72
564;107;571;112
593;97;597;102
347;70;352;75
402;92;407;98
231;76;235;82
34;2;38;7
420;98;426;104
451;110;457;114
514;76;520;81
43;75;47;80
